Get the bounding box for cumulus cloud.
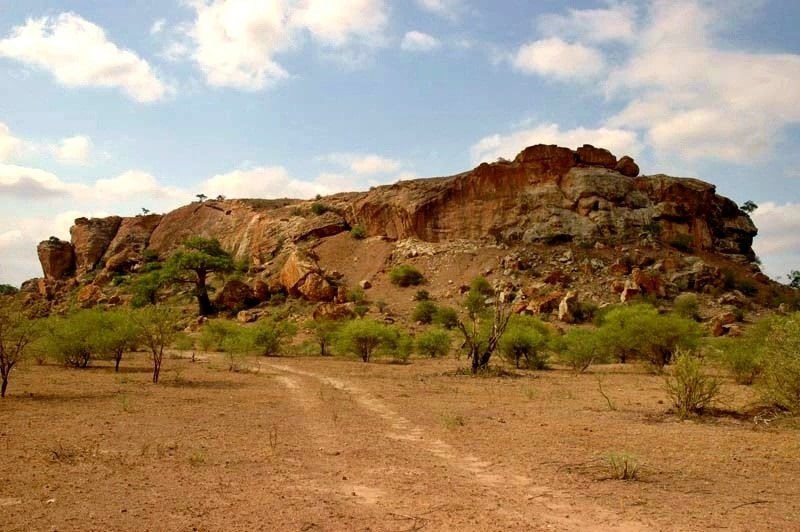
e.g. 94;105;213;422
751;202;800;280
0;123;22;162
150;19;166;35
0;163;80;198
321;152;402;175
470;122;640;164
49;135;92;165
180;0;388;90
415;0;462;21
512;37;605;81
94;170;185;201
401;31;441;52
537;3;636;43
199;166;330;199
0;13;168;102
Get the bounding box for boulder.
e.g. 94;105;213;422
298;272;336;301
710;311;738;337
558;291;579;323
102;214;163;273
576;144;617;168
215;280;254;311
37;238;75;280
620;279;640;302
237;309;266;323
717;290;747;308
608;261;631;276
70;216;122;274
543;270;570;286
77;284;102;309
631;268;665;297
279;250;335;301
252;279;270;302
615;156;640;177
359;279;372;289
528;291;563;314
312;302;356;321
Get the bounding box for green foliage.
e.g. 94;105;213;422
434;306;459;329
130;269;164;308
416;329;452;358
163;237;235;316
669;234;694;252
788;270;800;289
220;329;256;371
499;315;551;369
306;319;339;356
554;328;608;373
310;202;328;215
389;264;424;287
596;304;701;366
251;319;297;357
642;220;662;237
756;313;800;414
664;350;720;418
346;287;366;304
673;293;700;321
141;249;159;263
93;309;139;372
173;332;196;352
740;200;758;214
464;289;487;318
43;310;105;368
354;303;369;317
412;300;438;324
0;284;18;295
131;305;180;383
0;300;38;397
350;224;367;239
736;279;758;297
198;320;238;352
572;300;599;323
335;319;395;362
414;289;430;301
606;452;640;481
470;276;493;296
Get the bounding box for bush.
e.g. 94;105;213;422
310;203;328;215
346;287;366;304
198;320;238;352
414;289;430;301
251;319;297;357
664;350;720;418
43;310;104;368
335;319;395;362
498;316;550;369
470;276;493;296
389;264;424;287
572;301;598;323
669;234;694;252
596;304;701;366
307;318;339;356
756;313;800;414
434;306;459;329
350;224;367;239
220;328;256;371
673;293;700;321
412;300;438;324
416;329;452;358
554;328;608;373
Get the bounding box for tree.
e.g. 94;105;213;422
740;200;758;214
0;300;37;397
0;284;18;295
788;270;800;289
336;319;393;362
307;318;339;356
132;306;179;383
498;315;551;369
163;237;234;316
141;207;150;215
456;280;514;374
196;193;207;203
412;300;438;324
251;319;297;357
95;310;139;372
44;310;103;368
416;329;451;358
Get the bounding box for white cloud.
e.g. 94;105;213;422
512;37;605;81
415;0;461;21
94;170;185;200
0;13;168;103
401;31;441;52
200;166;330;199
181;0;388;90
150;18;166;35
50;135;92;165
0;163;81;198
537;3;636;43
470;122;640;164
0;123;21;162
321;152;402;175
751;202;800;280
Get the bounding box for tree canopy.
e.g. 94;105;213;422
163;237;234;315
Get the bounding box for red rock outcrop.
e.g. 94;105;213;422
102;214;163;272
37;238;75;280
71;216;122;275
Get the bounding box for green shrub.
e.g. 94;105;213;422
673;293;700;320
434;306;459;329
252;319;297;357
414;289;430;301
756;313;800;414
389;264;424;287
354;303;369;317
555;328;608;373
0;284;18;295
416;329;452;358
498;316;550;369
606;452;640;481
310;203;328;215
572;301;599;323
335;319;395;362
43;310;104;368
736;279;758;297
597;304;701;366
470;276;493;296
642;220;662;237
412;300;438;324
669;234;693;252
350;224;367;239
307;319;339;356
173;332;196;352
347;287;366;304
198;320;238;352
220;329;256;371
664;350;720;418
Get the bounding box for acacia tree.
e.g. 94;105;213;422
133;305;179;383
0;300;37;397
789;270;800;289
456;281;514;374
96;310;139;372
164;237;234;316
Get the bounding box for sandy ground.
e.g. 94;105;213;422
1;353;798;531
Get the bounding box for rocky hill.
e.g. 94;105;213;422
24;144;790;333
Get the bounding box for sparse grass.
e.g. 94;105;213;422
188;449;206;466
118;393;133;413
605;451;640;480
49;443;78;464
441;413;466;429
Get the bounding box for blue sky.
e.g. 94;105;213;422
1;0;799;286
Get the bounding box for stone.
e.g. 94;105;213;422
615;156;640;177
70;216;122;274
252;280;270;302
215;280;254;311
543;270;570;286
631;268;665;297
608;261;630;276
279;250;335;301
37;238;75;280
528;291;563;314
77;284;102;309
312;302;356;321
576;144;617;168
710;311;738;337
717;290;747;308
298;272;336;302
558;291;578;323
237;309;264;323
359;280;372;289
620;279;640;302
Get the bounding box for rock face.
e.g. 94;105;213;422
34;143;762;304
37;238;75;280
71;217;122;275
215;280;254;311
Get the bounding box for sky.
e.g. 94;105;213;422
0;0;799;286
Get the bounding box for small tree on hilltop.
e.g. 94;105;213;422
0;300;38;397
456;279;514;374
163;237;234;316
788;270;800;289
740;200;758;214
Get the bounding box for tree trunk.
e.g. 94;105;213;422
196;270;213;316
153;361;161;383
1;376;7;398
115;351;122;372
